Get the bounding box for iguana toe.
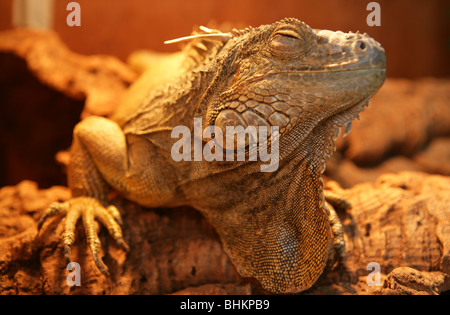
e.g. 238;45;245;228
38;196;128;275
324;192;349;266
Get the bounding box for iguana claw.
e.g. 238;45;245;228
38;196;129;275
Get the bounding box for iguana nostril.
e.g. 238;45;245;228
357;40;366;51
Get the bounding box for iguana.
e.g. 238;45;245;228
38;18;386;293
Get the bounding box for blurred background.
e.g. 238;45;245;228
1;0;449;78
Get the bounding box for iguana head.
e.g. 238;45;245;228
200;18;385;164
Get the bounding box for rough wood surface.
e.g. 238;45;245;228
325;77;450;188
1;171;449;295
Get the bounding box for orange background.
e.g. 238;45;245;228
1;0;449;78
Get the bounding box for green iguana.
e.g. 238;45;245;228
38;18;386;293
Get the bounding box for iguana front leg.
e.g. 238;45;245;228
324;188;353;263
38;116;131;275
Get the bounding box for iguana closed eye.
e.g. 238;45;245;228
38;18;386;293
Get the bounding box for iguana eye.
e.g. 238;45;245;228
270;30;302;53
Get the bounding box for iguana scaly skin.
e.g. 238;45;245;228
38;18;386;293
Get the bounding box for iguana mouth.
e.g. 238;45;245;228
241;66;386;85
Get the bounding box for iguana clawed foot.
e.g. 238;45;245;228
324;191;350;266
38;196;129;275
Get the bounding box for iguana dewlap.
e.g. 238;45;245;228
39;18;386;293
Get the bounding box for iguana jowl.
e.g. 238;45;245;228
38;18;386;293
